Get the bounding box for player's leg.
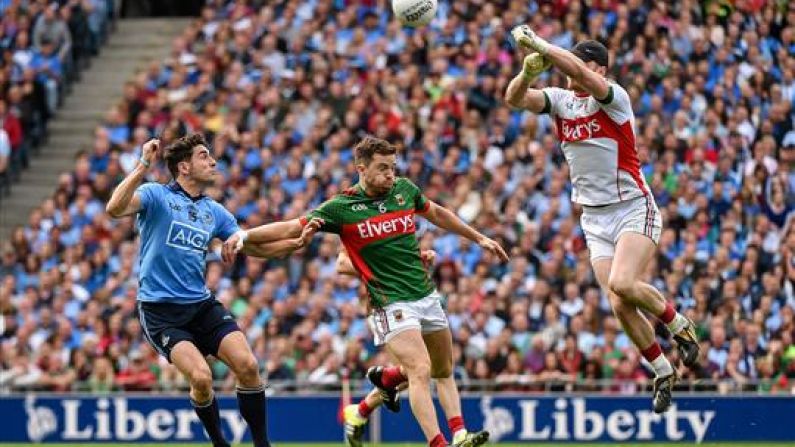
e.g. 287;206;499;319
137;302;229;446
366;363;407;412
216;330;271;447
365;312;408;412
424;328;489;447
344;387;381;447
610;231;699;367
593;258;675;413
170;341;230;447
386;328;448;447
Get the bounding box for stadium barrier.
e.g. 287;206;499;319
2;393;794;443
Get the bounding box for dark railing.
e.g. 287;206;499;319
1;377;792;396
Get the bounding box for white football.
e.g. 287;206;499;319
392;0;437;27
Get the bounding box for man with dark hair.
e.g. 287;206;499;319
224;136;504;447
106;134;319;447
505;29;700;413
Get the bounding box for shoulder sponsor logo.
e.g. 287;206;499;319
395;194;405;206
168;202;182;212
166;221;210;254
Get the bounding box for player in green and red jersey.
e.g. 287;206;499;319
224;136;507;447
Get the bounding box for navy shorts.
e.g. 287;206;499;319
136;298;240;363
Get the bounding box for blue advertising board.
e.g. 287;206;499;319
1;393;793;443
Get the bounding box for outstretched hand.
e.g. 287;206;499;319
297;218;324;248
510;24;550;55
222;230;247;265
477;236;509;262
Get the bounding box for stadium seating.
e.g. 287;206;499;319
1;0;794;395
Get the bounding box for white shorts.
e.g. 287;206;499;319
367;291;449;346
580;195;662;261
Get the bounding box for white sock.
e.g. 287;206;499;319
452;429;468;442
651;354;674;377
666;313;689;334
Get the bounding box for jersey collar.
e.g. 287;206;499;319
168;181;205;202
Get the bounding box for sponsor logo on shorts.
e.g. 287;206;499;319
393;310;403;322
161;335;170;347
166;221;210;254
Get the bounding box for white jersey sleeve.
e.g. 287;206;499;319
541;87;569;117
596;83;633;124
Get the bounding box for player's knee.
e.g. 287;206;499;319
188;368;213;394
233;356;261;385
406;362;431;383
607;275;635;300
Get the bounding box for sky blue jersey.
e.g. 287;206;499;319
135;182;239;303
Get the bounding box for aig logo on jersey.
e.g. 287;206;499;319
166;221;210;253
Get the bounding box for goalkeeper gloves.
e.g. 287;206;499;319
511;24;550;55
522;53;551;81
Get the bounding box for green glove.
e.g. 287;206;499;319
522;53;551;81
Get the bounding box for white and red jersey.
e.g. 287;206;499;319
543;82;650;206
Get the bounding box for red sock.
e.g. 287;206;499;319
448;416;465;435
658;302;676;324
358;400;373;418
640;342;663;363
429;433;447;447
381;366;407;388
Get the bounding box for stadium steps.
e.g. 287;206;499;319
0;18;189;239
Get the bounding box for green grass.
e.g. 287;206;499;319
1;444;793;446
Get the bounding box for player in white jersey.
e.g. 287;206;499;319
504;28;700;413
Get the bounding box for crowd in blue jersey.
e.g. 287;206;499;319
2;0;795;394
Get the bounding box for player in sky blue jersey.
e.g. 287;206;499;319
106;134;319;447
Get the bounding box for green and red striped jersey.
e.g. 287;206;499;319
300;177;435;307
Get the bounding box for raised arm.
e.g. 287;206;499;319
504;53;551;112
511;25;610;101
106;139;159;218
419;201;508;261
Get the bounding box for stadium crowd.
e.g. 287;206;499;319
2;0;795;396
0;0;116;195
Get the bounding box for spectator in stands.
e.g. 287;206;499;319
1;0;794;395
